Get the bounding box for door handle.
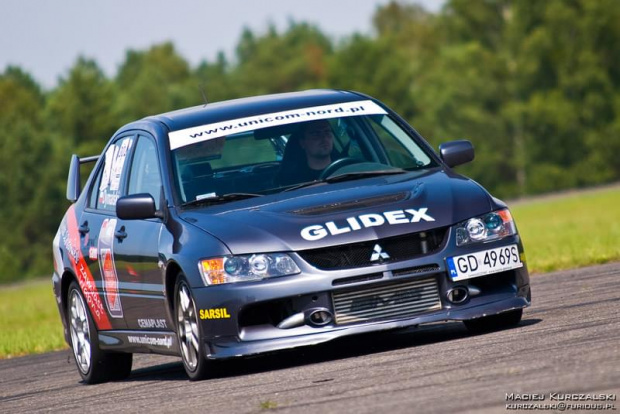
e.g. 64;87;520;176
115;226;128;241
78;221;89;235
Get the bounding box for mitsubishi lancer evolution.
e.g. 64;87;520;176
52;89;530;383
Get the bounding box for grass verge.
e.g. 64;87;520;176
0;185;618;358
510;186;620;273
0;279;67;358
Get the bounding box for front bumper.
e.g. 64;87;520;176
191;235;531;360
205;293;529;359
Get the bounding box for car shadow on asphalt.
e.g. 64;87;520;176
126;317;542;382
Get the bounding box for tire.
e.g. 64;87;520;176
463;308;523;334
67;281;132;384
175;275;210;380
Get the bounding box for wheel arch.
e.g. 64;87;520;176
61;270;77;307
164;261;182;318
59;270;78;343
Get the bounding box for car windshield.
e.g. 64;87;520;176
171;106;436;204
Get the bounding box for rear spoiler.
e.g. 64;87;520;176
66;154;99;202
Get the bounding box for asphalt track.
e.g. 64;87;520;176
1;263;619;413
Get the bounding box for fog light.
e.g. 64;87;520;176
306;308;333;326
447;286;469;304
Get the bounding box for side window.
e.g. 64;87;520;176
89;136;134;212
88;165;102;209
127;136;162;209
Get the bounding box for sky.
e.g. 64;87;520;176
0;0;443;90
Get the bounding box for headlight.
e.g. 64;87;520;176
198;253;301;285
455;209;517;246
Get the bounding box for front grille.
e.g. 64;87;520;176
298;228;447;270
332;278;442;325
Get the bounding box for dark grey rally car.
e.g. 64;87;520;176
52;89;530;383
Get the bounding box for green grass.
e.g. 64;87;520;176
0;279;67;358
511;186;620;273
0;185;618;358
259;400;279;410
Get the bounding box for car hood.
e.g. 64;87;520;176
179;169;495;254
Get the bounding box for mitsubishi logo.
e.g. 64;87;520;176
370;244;390;262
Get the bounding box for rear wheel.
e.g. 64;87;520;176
463;308;523;334
175;276;210;380
67;281;132;384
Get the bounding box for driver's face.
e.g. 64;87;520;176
300;121;334;158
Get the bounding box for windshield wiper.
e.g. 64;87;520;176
282;180;324;192
182;192;262;207
323;169;407;183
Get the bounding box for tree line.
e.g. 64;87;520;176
1;0;619;282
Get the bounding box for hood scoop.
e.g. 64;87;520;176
289;192;409;216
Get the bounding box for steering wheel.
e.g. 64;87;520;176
319;157;360;180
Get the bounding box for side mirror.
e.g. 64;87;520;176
116;194;161;220
439;140;475;168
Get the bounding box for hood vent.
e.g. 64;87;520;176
290;192;408;216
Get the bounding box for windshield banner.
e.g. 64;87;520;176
168;100;387;150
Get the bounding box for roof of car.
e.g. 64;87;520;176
141;89;371;133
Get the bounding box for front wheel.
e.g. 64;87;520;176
67;281;132;384
463;308;523;334
175;276;210;380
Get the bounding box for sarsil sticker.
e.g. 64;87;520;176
168;100;387;150
200;308;231;320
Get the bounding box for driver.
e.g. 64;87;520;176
295;119;335;183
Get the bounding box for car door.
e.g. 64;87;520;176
112;134;170;331
79;134;135;329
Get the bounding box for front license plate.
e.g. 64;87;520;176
446;244;523;282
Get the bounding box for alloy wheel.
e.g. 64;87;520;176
69;289;91;374
177;284;200;371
